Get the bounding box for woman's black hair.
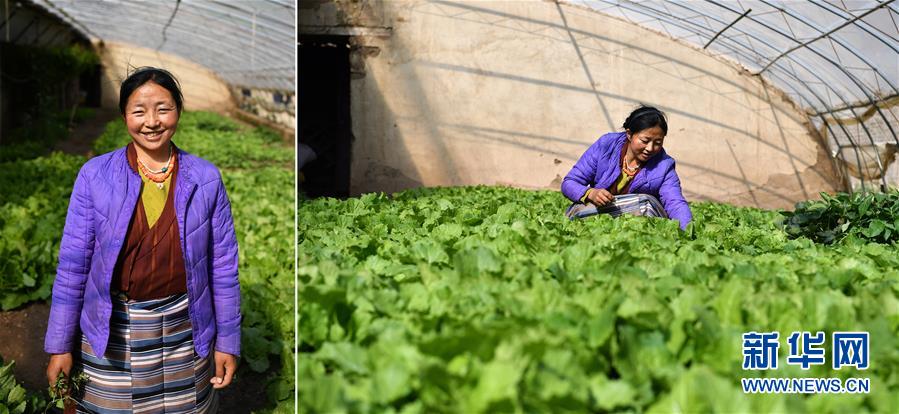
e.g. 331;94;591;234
622;105;667;135
118;67;184;115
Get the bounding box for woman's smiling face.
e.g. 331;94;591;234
627;125;665;162
123;81;179;155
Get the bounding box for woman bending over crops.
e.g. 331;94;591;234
562;106;692;230
45;67;240;413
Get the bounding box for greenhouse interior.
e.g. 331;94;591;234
299;1;899;413
1;0;294;413
301;0;898;204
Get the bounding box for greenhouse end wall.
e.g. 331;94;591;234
96;41;234;113
303;0;840;209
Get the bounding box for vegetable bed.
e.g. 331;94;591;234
299;186;899;413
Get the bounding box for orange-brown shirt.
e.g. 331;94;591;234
111;143;188;300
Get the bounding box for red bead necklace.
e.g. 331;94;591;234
137;147;175;188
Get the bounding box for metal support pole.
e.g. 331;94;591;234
703;8;750;49
4;0;10;41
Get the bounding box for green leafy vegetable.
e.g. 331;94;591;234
0;153;85;310
299;186;899;413
0;358;47;414
782;191;899;244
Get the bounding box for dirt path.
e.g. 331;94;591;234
0;302;51;391
1;110;275;413
53;108;119;156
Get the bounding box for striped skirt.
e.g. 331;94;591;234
75;293;218;414
565;193;668;221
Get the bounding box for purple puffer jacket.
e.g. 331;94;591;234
44;145;241;358
562;132;693;229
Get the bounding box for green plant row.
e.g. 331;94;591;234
0;358;46;414
298;186;899;413
783;191;899;244
0;153;85;310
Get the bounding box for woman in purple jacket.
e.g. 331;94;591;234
562;106;692;230
45;67;240;413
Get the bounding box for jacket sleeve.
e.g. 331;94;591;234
561;139;602;202
209;172;242;356
45;168;95;354
658;161;693;230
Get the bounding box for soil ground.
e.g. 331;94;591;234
52;108;119;157
0;109;273;413
0;302;51;391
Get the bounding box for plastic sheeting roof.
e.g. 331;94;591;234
568;0;899;189
38;0;294;91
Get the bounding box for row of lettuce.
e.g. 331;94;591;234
0;111;294;413
299;186;899;413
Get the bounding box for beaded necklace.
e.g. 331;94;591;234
137;144;173;174
137;145;175;189
622;154;641;177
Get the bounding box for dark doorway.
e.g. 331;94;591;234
298;35;351;198
80;64;102;108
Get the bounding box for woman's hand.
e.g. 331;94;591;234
47;353;73;386
586;188;615;207
210;351;238;389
